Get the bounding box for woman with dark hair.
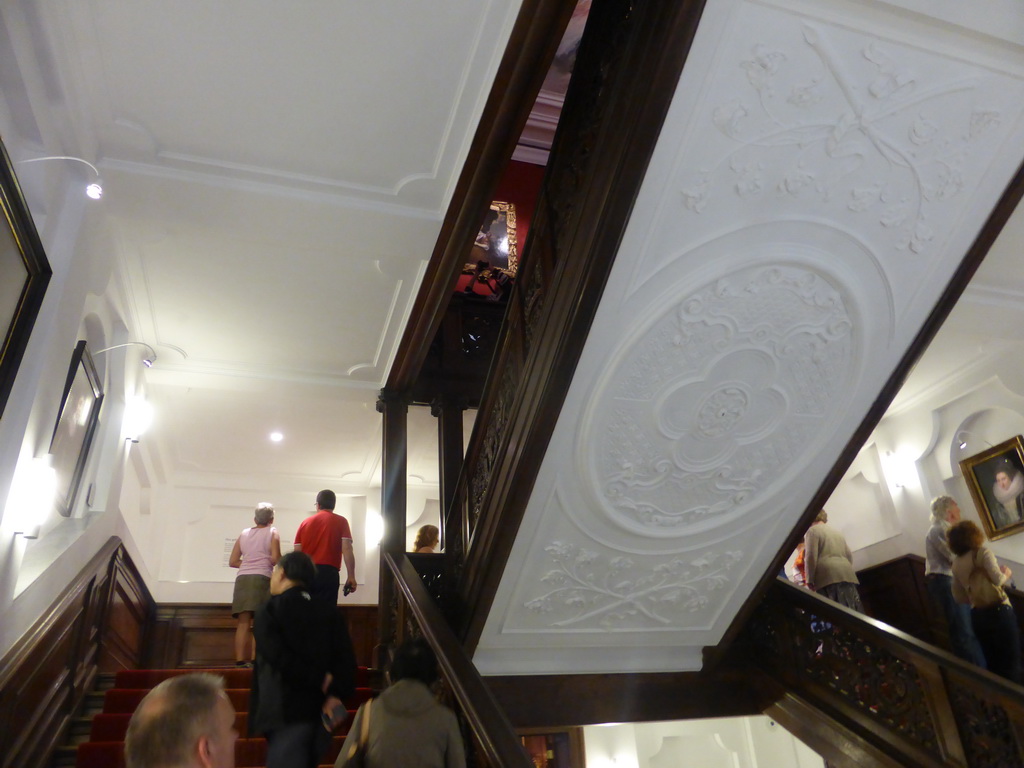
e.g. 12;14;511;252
948;520;1021;683
251;551;357;768
337;637;465;768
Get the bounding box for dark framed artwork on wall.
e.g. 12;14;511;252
959;435;1024;541
465;201;518;276
0;138;52;418
49;340;103;517
519;727;586;768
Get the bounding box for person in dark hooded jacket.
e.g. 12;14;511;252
251;551;356;768
336;637;464;768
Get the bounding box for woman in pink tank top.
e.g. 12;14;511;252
229;502;282;666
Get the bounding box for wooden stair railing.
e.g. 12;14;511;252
737;577;1024;768
384;551;531;768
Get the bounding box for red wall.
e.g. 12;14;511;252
494;160;546;254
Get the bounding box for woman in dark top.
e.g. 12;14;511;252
251;551;357;768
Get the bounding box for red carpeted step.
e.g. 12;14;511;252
114;667;253;689
75;741;124;768
102;687;250;713
76;735;348;768
90;711;249;741
113;666;371;689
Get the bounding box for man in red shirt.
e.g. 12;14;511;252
293;489;357;603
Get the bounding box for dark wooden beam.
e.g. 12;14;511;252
485;670;767;728
458;0;711;652
385;0;580;393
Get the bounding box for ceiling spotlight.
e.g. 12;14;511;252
18;155;104;200
94;341;158;368
269;432;284;443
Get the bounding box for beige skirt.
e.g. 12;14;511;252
231;574;270;616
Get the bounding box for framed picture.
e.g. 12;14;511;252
465;201;518;277
0;138;52;418
960;435;1024;540
49;340;103;517
519;727;586;768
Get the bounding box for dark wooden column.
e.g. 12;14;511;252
431;396;465;550
376;389;409;661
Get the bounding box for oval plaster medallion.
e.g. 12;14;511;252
587;263;853;535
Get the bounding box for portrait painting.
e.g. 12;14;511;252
960;435;1024;541
0;138;52;418
49;340;103;517
466;201;518;276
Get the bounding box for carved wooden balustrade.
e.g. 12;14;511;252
738;578;1024;767
383;552;532;768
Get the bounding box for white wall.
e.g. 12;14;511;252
583;717;823;768
827;367;1024;575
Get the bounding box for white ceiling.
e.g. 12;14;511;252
3;0;525;490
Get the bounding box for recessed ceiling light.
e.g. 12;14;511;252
269;432;284;443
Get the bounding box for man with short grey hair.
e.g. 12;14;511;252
926;495;986;668
125;672;238;768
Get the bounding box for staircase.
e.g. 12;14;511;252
53;666;373;768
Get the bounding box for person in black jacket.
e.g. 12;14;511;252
251;551;357;768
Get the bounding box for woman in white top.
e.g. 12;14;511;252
229;502;281;666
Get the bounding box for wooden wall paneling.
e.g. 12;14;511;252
856;555;937;645
0;537;154;768
0;589;81;768
0;538;116;768
148;604;379;669
98;552;153;672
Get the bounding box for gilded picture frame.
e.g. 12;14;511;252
959;435;1024;541
49;340;104;517
465;201;518;277
0;137;52;418
519;727;586;768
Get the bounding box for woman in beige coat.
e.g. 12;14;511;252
803;510;863;611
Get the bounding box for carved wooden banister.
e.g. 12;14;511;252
739;578;1024;767
384;552;532;767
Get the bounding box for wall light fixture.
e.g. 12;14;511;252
18;155;103;199
94;342;158;368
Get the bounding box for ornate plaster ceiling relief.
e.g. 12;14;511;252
521;540;745;631
675;7;1022;277
586;263;853;537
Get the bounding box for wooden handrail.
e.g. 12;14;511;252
384;552;531;767
740;578;1024;767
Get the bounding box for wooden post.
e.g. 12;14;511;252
432;396;465;551
376;390;408;662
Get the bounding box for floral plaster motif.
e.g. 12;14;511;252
524;541;743;629
681;24;1002;254
592;265;852;531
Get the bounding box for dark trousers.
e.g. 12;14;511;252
925;575;986;668
266;721;332;768
971;603;1022;684
310;564;340;605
